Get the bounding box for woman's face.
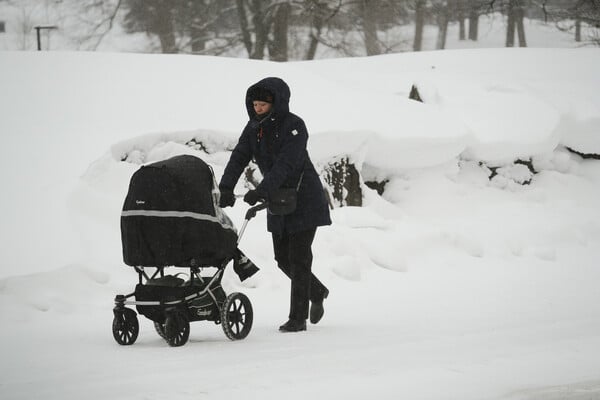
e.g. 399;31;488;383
253;101;272;116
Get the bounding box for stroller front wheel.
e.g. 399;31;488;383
112;307;139;345
164;310;190;347
221;292;253;341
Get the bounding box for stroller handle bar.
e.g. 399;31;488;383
237;202;268;244
233;194;267;219
245;201;267;220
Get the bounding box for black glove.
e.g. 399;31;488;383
243;189;263;206
219;189;235;208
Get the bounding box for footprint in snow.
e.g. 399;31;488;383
533;247;556;262
369;253;407;272
443;233;485;258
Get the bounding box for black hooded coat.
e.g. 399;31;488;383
220;77;331;234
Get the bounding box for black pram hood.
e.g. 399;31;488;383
245;77;291;120
121;154;238;267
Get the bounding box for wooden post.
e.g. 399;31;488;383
34;26;58;51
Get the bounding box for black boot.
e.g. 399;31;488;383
279;319;307;332
310;289;329;324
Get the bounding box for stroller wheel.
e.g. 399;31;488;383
164;311;190;347
112;307;139;345
154;321;167;339
221;292;253;341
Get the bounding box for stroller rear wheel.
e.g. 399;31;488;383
164;310;190;347
221;292;253;340
112;307;139;345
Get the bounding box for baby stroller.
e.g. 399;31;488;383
112;154;266;347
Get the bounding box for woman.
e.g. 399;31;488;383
219;77;331;332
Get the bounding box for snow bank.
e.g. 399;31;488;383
1;49;598;178
300;48;600;161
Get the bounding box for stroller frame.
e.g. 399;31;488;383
112;203;267;347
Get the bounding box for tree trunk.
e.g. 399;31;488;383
413;0;426;51
506;0;526;47
190;38;206;53
305;15;323;60
516;4;527;47
506;0;516;47
190;19;206;53
575;17;582;42
236;0;269;60
305;28;321;61
468;9;479;40
236;0;253;56
156;5;177;54
270;2;290;61
436;4;450;49
456;0;466;40
250;0;269;59
251;21;268;59
361;0;381;55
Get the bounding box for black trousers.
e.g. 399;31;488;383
272;228;328;321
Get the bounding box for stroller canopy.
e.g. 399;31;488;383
121;154;237;267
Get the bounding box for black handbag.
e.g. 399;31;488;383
268;172;304;216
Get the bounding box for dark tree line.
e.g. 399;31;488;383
122;0;239;54
114;0;599;58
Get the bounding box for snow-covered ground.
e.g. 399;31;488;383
1;47;599;400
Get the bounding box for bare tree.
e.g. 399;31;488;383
122;0;177;53
434;0;451;49
455;0;468;39
306;0;411;57
69;0;123;50
270;1;291;61
413;0;426;50
506;0;527;46
468;0;481;40
177;1;239;54
360;0;382;55
5;0;40;50
121;0;240;55
16;4;37;49
301;0;342;60
571;0;600;44
539;0;600;45
236;0;275;59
